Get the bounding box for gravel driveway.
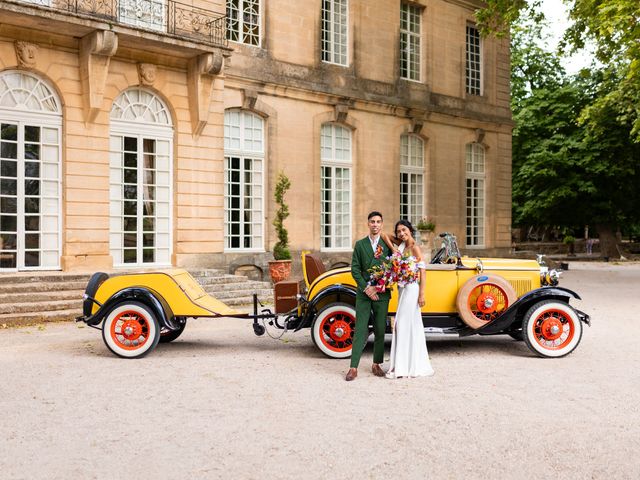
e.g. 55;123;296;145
1;262;639;479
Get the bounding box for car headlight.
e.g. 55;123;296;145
548;269;561;285
540;268;561;286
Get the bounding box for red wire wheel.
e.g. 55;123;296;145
102;301;160;358
312;303;356;358
523;300;583;358
456;274;517;329
110;311;151;350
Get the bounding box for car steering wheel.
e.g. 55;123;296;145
430;247;445;264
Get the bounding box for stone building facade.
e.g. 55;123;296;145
0;0;512;277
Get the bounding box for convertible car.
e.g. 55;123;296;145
78;233;589;359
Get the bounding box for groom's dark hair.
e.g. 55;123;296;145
367;211;383;221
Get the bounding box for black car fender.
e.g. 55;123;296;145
298;284;357;330
477;286;582;335
82;287;177;331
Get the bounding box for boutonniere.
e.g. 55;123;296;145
374;244;383;259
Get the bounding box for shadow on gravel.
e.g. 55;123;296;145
424;336;534;358
68;334;534;360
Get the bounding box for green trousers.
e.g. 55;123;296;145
350;294;389;368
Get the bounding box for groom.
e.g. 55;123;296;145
345;211;391;381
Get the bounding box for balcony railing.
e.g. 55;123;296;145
17;0;227;48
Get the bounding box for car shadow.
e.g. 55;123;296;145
72;332;534;360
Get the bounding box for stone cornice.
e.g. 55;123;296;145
444;0;485;12
225;50;513;127
225;75;514;131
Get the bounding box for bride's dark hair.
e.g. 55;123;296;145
394;219;416;239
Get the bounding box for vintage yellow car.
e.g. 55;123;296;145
293;233;589;359
78;233;589;359
77;234;590;358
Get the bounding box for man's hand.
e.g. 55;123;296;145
364;285;379;301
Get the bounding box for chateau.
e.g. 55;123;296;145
0;0;512;276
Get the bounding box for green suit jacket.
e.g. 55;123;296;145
351;236;392;300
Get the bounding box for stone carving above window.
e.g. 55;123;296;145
137;63;157;86
14;41;38;69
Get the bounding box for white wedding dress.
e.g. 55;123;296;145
386;243;435;378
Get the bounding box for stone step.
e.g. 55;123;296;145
192;274;253;286
0;308;81;327
210;288;273;300
0;280;88;295
0;298;80;315
186;269;226;277
0;289;84;304
221;295;274;306
201;281;271;293
0;272;90;285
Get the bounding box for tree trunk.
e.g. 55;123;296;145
596;224;620;260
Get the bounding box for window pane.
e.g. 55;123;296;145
322;0;348;65
223;111;264;250
466;25;482;95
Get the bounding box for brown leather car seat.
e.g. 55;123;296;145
305;254;326;284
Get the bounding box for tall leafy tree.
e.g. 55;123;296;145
479;1;640;257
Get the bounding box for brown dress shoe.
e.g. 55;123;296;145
345;368;358;381
372;364;385;377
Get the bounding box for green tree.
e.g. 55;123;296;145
482;1;640;258
272;171;291;260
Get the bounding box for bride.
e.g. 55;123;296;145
382;220;434;378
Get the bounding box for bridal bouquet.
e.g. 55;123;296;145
368;252;420;292
368;262;394;293
387;251;420;287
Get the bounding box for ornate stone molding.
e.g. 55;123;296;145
411;115;424;134
137;63;157;86
242;88;258;110
187;51;224;137
334;102;349;123
14;41;38;69
79;30;118;123
408;109;430;134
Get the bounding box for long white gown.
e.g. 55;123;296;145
386;243;435;378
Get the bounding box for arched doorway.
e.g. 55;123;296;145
0;70;62;270
109;88;173;267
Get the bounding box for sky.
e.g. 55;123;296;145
538;0;595;74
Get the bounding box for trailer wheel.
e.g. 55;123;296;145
312;303;356;358
160;320;187;343
456;274;517;329
102;301;160;358
523;300;583;358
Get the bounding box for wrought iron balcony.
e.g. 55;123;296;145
15;0;227;48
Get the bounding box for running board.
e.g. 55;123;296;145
424;327;459;336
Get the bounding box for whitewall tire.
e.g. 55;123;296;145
311;303;356;359
102;301;160;358
523;300;583;358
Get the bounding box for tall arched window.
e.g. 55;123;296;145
224;109;264;250
110;88;173;266
0;71;62;270
400;134;424;225
321;123;351;250
466;143;485;247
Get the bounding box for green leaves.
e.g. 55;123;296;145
272;171;292;260
479;1;640;233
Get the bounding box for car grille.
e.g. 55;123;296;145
509;279;532;297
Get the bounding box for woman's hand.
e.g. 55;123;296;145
418;293;425;308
